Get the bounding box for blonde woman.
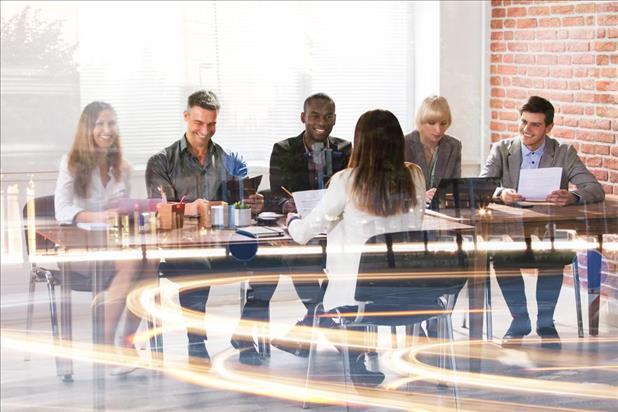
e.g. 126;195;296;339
404;95;462;203
55;101;155;374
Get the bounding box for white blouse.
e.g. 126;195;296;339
54;154;131;224
288;165;426;311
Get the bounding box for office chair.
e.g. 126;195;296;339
303;230;468;410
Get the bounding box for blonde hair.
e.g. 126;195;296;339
68;101;124;198
415;95;452;130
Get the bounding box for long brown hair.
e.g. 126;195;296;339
67;101;124;197
348;109;416;216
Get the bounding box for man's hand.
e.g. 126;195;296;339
500;188;525;205
425;188;437;203
244;193;264;214
546;189;576;206
282;198;297;214
286;212;300;227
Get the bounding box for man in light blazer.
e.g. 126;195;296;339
481;95;604;349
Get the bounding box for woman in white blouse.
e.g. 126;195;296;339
286;109;426;387
55;101;155;374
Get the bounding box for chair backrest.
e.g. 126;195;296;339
355;230;468;304
22;195;56;254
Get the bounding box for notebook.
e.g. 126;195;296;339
236;226;285;238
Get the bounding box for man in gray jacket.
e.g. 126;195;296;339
481;95;604;349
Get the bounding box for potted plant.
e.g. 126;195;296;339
233;201;252;227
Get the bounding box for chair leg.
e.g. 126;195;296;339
572;257;584;338
340;322;352;412
445;314;461;411
366;325;379;371
485;262;493;341
24;269;37;362
303;304;323;410
44;271;62;376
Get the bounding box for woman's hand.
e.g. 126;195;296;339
425;188;437;203
245;193;265;214
286;212;300;227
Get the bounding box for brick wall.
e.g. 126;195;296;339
489;0;618;195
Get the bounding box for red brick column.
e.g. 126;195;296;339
489;0;617;195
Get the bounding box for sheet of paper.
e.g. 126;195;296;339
292;189;326;218
517;167;562;201
77;222;110;231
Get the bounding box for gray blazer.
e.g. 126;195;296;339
480;136;605;204
404;130;462;190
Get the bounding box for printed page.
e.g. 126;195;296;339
292;189;327;218
517;167;562;201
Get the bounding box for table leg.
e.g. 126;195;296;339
92;259;105;410
59;260;74;382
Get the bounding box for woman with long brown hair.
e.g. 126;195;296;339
55;101;155;375
286;109;426;387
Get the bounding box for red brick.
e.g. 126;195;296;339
595;106;618;119
491;55;502;64
558;30;569;40
498;110;519;121
491;20;504;29
563;116;578;128
491;0;502;6
491;32;504;41
504;31;514;40
596;81;618;92
588;68;599;77
491;42;507;52
497;65;517;75
492;110;498;119
508;42;529;52
574;68;588;77
551;5;574;14
581;79;595;90
561;104;585;115
540;18;561;27
548;79;567;89
600;67;617;77
552;128;575;139
593;41;617;52
557;55;571;65
528;6;550;16
503;54;514;63
585;106;594;116
603;157;618;170
610;172;618;184
596;2;618;13
514;54;535;64
597;14;618;26
544;42;565;52
490;76;501;86
575;129;616;143
508;123;518;133
597;28;607;39
575;3;596;14
507;7;526;17
536;54;556;65
517;19;537;29
585;157;603;167
596;55;610;65
611;146;618;157
492;8;506;18
491;121;507;131
506;88;527;99
579;119;611;130
513;30;535;40
528;67;549;77
545;91;573;102
491;88;506;97
503;76;512;86
594;94;618;104
569;28;595;40
574;93;596;103
529;42;543;52
566;42;590;52
503;99;518;109
504;19;517;28
563;16;585;27
591;169;609;181
533;79;545;88
586;16;594;26
609;28;618;38
611;55;618;64
581;144;610;155
550;67;573;78
535;29;556;40
490;98;504;109
512;76;532;87
572;54;595;64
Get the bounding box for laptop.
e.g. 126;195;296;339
430;177;500;211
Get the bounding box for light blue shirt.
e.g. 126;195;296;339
521;140;545;169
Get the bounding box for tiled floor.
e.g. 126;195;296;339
1;264;617;411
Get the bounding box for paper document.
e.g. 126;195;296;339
77;222;110;231
517;167;562;201
292;189;326;218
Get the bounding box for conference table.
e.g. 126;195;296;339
29;195;617;406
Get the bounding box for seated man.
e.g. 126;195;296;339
481;95;604;349
146;90;263;365
241;93;352;358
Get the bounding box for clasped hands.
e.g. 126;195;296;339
500;188;577;207
184;193;265;216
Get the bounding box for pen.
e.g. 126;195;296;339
280;186;294;198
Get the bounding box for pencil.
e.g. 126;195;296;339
280;186;294;198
